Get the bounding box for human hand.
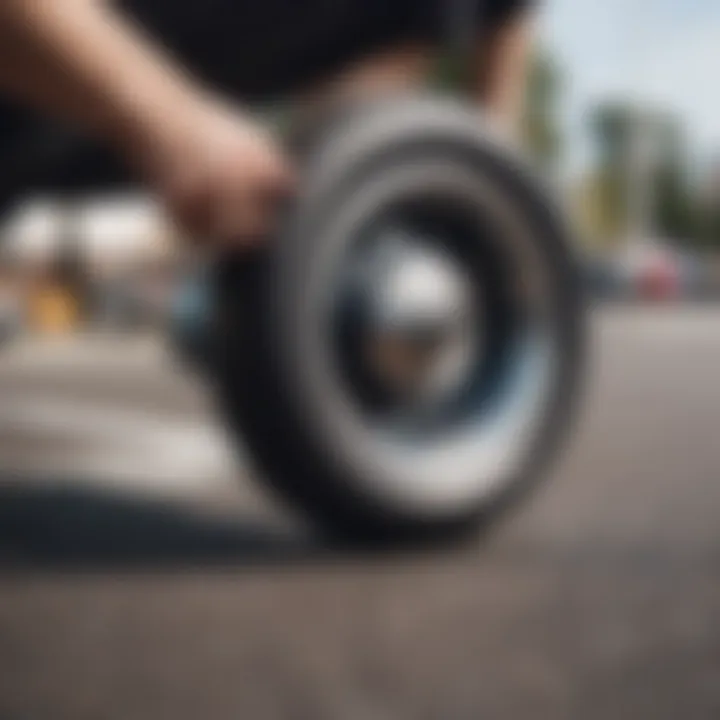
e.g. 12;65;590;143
134;98;294;246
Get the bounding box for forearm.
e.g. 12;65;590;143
0;0;205;157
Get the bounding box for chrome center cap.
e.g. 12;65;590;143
351;230;481;409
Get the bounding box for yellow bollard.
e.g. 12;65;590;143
28;285;82;336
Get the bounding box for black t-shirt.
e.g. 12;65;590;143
0;0;533;212
121;0;534;97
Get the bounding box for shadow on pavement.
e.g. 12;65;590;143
0;481;323;570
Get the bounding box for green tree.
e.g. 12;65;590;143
522;50;563;171
653;159;697;244
589;102;699;244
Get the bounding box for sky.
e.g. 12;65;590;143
538;0;720;177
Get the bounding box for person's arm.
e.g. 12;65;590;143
0;0;291;243
0;0;205;159
475;5;536;138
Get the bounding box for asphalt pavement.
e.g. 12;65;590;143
0;307;719;720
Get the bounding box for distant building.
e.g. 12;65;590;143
1;194;183;274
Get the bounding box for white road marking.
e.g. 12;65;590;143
0;334;168;374
0;394;240;495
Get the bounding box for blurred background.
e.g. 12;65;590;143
2;0;719;344
1;1;719;719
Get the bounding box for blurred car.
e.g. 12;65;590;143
637;252;680;301
583;254;625;301
677;253;716;300
616;241;682;302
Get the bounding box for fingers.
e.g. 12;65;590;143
164;148;295;247
148;100;297;248
213;161;295;244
